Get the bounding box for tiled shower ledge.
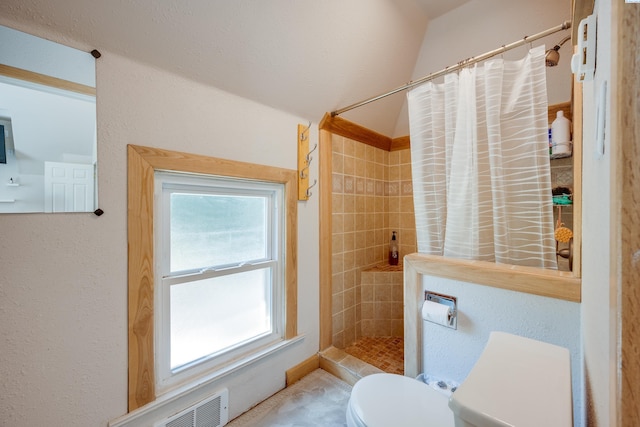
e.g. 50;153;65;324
363;263;404;272
319;346;384;386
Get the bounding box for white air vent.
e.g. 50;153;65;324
154;389;229;427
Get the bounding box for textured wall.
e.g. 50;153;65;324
0;51;320;426
420;275;583;426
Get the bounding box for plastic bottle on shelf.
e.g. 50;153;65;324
389;231;399;266
551;111;572;156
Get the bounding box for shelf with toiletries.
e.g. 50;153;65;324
550;156;573;165
553;194;573;272
550;150;572;160
552;189;572;210
552;191;572;206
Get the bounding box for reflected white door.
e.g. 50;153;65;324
44;161;94;212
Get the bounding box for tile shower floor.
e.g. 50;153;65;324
344;336;404;375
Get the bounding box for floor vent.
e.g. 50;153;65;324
154;389;229;427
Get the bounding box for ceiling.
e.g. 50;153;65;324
0;0;471;137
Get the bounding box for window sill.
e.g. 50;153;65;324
164;334;306;397
110;334;305;427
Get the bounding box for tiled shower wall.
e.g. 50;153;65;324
360;266;404;338
331;134;416;349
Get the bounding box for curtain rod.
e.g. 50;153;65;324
331;20;572;117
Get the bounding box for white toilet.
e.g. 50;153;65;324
346;331;572;427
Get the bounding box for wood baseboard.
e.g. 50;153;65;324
286;355;320;386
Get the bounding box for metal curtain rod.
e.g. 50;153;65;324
331;20;572;117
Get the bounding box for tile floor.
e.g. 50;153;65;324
227;337;404;426
227;369;352;427
344;336;404;375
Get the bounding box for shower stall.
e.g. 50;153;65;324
321;98;574;376
324;130;416;373
321;20;577;375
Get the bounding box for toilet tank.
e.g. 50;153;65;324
448;332;572;427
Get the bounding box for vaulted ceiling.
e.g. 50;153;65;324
3;0;576;140
0;0;475;137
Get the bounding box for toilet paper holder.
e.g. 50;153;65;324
425;291;457;329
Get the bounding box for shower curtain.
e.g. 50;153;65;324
408;45;557;269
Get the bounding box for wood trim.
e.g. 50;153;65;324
127;145;298;183
390;135;410;151
571;62;583;278
404;253;581;302
297;123;311;201
319;113;391;151
403;258;423;378
325;101;574;154
319;130;333;350
618;3;640;425
0;63;96;96
127;145;156;411
285;355;320;386
127;144;298;411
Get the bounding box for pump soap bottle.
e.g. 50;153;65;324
389;231;399;266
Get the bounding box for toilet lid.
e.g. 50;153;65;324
349;373;454;427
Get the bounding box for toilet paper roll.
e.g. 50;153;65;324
422;300;452;326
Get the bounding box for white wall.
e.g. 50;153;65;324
0;50;320;426
393;0;573;137
579;0;617;426
420;276;583;425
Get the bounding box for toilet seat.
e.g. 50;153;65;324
346;373;454;427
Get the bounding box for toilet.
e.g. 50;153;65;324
346;331;572;427
346;372;454;426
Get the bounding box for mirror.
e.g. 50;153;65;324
0;25;97;213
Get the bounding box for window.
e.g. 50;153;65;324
127;145;297;410
154;172;285;391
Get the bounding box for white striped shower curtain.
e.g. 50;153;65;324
408;45;557;269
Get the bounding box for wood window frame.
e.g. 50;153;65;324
127;144;298;411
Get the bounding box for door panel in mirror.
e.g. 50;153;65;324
0;25;97;213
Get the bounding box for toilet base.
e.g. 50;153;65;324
345;373;454;427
